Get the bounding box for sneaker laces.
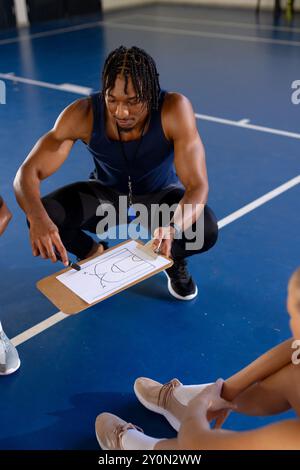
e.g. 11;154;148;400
115;422;144;450
158;378;181;409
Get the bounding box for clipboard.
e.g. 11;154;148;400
37;239;173;315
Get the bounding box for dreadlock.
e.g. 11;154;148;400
102;46;161;110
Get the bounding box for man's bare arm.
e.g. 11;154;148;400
168;93;208;230
14;98;92;264
153;93;209;257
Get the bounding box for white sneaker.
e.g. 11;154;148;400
0;329;20;375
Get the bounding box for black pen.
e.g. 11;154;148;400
54;250;81;271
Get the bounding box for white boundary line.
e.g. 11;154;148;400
92;20;300;47
12;311;68;347
1;17;300;47
1;73;300;140
136;13;300;34
11;174;300;347
218;174;300;229
0;21;104;46
0;73;92;95
0;13;137;46
195;113;300;140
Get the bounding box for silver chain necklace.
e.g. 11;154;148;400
117;119;148;209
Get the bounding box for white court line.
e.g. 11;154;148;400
218;174;300;229
0;13;137;46
1;18;300;48
0;73;92;95
195;113;300;140
95;21;300;47
136;13;300;34
11;174;300;347
12;311;68;347
0;21;105;46
2;73;300;141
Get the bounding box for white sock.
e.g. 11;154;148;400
121;428;162;450
173;383;212;406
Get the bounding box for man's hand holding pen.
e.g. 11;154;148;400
152;225;177;259
28;215;69;266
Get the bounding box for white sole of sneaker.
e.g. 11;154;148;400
134;381;180;431
164;271;198;301
0;358;21;376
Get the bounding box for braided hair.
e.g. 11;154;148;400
102;46;161;110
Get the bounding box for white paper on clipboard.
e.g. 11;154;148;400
56;240;171;304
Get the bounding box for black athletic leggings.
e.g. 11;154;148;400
41;181;218;260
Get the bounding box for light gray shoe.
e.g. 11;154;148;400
0;329;20;375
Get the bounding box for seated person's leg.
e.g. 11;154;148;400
232;364;293;416
133;338;295;428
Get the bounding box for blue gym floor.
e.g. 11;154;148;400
0;3;299;450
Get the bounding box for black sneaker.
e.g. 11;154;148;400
165;258;198;300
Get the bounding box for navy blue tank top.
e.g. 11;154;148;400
86;91;180;194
